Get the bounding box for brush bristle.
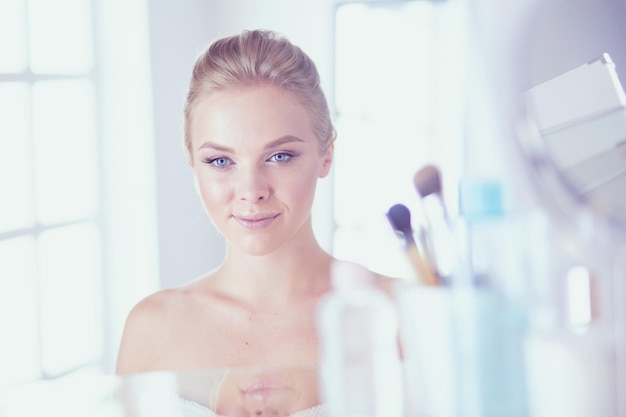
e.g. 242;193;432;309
413;164;442;198
386;203;412;235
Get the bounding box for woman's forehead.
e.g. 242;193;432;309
190;85;317;150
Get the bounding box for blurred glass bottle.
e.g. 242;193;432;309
453;179;530;417
317;261;403;417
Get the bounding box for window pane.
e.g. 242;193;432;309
333;2;439;276
28;0;93;74
0;0;28;72
0;236;40;385
335;2;435;118
38;222;102;376
0;82;35;232
32;80;99;225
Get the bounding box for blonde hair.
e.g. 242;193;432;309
183;29;335;164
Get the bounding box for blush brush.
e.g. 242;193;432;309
413;164;457;282
413;164;448;221
386;203;439;286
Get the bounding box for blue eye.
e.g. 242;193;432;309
205;156;232;168
268;152;294;163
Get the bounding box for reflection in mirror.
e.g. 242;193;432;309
0;366;322;417
191;367;320;417
517;0;626;232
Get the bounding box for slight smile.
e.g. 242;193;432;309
233;213;280;230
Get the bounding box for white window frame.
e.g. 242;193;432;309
0;0;160;384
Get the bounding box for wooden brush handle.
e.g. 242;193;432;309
406;244;440;286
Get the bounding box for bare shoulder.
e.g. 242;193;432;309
125;288;191;326
115;288;196;375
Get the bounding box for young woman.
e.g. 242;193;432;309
115;29;396;376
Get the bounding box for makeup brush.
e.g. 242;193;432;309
413;164;448;220
386;203;439;286
413;165;457;281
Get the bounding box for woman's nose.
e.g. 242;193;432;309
236;167;270;202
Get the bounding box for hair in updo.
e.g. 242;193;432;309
183;29;336;164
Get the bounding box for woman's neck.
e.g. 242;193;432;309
215;235;332;305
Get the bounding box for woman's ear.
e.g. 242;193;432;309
318;142;334;178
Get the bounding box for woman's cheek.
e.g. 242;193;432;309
198;178;230;212
296;171;320;201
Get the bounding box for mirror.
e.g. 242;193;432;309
0;366;322;417
517;0;626;233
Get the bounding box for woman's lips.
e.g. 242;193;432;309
244;380;289;400
233;213;280;230
245;383;279;398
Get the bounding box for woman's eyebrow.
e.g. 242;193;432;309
264;135;305;150
196;135;305;152
197;141;233;152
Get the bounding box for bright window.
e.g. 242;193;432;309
334;2;438;278
0;0;103;384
